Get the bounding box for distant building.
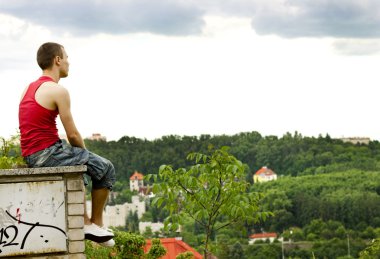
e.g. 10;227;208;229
249;232;278;244
95;195;146;228
130;171;145;192
144;238;202;259
87;133;107;141
253;166;277;183
339;137;370;145
139;222;164;234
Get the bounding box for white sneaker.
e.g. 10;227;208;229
99;238;115;247
84;223;114;243
103;226;114;233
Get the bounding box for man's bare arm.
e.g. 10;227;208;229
55;87;86;149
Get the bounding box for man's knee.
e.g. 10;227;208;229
105;161;116;188
92;160;116;190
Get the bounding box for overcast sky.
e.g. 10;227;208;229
1;0;380;141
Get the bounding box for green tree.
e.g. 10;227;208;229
85;230;161;259
85;240;113;258
112;188;134;204
229;241;245;259
0;135;25;169
176;251;195;259
141;211;153;222
147;147;271;258
359;238;380;258
98;230;166;259
142;226;154;239
146;238;167;259
245;243;280;259
216;239;231;259
125;211;139;233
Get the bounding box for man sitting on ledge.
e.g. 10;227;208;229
18;42;116;247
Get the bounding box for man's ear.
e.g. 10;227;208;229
55;56;61;65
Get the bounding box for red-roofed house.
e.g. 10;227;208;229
253;166;277;183
144;238;202;259
249;232;278;244
130;171;144;191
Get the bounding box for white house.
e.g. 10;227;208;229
130;171;144;192
253;166;277;183
249;232;278;244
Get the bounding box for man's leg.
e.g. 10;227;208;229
84;151;116;245
91;188;109;227
83;187;113;243
27;142;114;243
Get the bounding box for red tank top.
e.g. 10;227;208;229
19;76;60;157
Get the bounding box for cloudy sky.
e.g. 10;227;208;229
1;0;380;141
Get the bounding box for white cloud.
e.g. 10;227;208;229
1;0;380;39
0;0;205;36
0;4;380;142
333;39;380;55
251;0;380;38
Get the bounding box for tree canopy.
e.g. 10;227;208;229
84;131;380;182
147;147;271;258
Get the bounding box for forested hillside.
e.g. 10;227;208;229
253;170;380;232
83;131;380;257
84;131;380;181
2;131;380;257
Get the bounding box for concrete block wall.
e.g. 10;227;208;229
0;166;87;258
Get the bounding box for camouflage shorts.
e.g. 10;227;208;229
25;140;116;190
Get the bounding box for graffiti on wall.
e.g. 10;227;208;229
0;181;67;257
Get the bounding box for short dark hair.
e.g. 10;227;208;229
36;42;64;70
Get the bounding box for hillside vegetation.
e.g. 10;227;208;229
84;131;380;181
2;131;380;257
82;131;380;258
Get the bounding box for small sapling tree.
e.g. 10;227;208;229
147;147;271;258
